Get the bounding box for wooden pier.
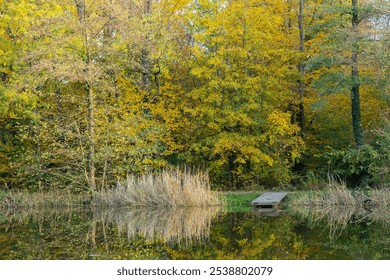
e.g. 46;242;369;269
251;192;288;209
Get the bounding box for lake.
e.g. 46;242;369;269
1;206;390;259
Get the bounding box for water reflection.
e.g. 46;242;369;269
290;205;390;239
94;207;219;243
1;205;390;259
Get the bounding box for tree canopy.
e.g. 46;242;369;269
0;0;389;191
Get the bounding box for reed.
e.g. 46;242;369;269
0;190;89;210
369;189;390;208
287;177;390;238
287;175;360;207
93;168;221;208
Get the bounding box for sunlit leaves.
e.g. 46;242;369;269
0;0;388;190
179;0;304;188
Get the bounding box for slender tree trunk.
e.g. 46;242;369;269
141;50;151;91
35;114;42;191
298;0;306;137
351;0;363;147
287;0;292;29
141;0;152;91
55;86;66;142
87;221;97;250
75;0;96;192
74;0;85;21
87;81;96;192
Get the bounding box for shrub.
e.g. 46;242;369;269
324;145;379;188
370;118;390;186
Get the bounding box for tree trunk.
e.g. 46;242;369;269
74;0;96;192
141;48;151;91
351;0;363;147
87;81;96;192
298;0;306;137
74;0;85;21
141;0;152;91
35;113;42;191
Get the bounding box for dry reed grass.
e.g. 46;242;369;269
288;177;390;238
288;176;361;207
369;189;390;208
94;168;220;208
0;206;87;226
0;190;89;210
287;176;388;237
368;208;390;224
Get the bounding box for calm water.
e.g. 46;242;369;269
1;206;390;259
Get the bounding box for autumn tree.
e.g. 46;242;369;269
177;0;304;188
298;0;306;136
8;0;194;191
0;0;63;188
3;0;132;191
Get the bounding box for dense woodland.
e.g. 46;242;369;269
0;0;389;192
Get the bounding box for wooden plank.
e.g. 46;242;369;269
250;192;288;208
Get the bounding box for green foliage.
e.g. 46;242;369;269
319;115;390;188
0;190;6;202
311;70;351;95
370;117;390;186
324;145;379;188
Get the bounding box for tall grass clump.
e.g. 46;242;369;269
0;189;90;210
94;168;220;208
288;175;360;207
369;188;390;208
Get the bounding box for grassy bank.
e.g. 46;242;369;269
2;172;388;211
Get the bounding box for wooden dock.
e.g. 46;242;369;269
251;192;288;209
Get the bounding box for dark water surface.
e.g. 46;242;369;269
1;206;390;260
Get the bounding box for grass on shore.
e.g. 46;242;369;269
0;189;90;210
220;193;259;212
286;178;390;236
287;175;374;207
93;168;221;208
1;169;220;209
287;187;390;209
1;172;388;211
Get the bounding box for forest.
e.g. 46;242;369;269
0;0;389;192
